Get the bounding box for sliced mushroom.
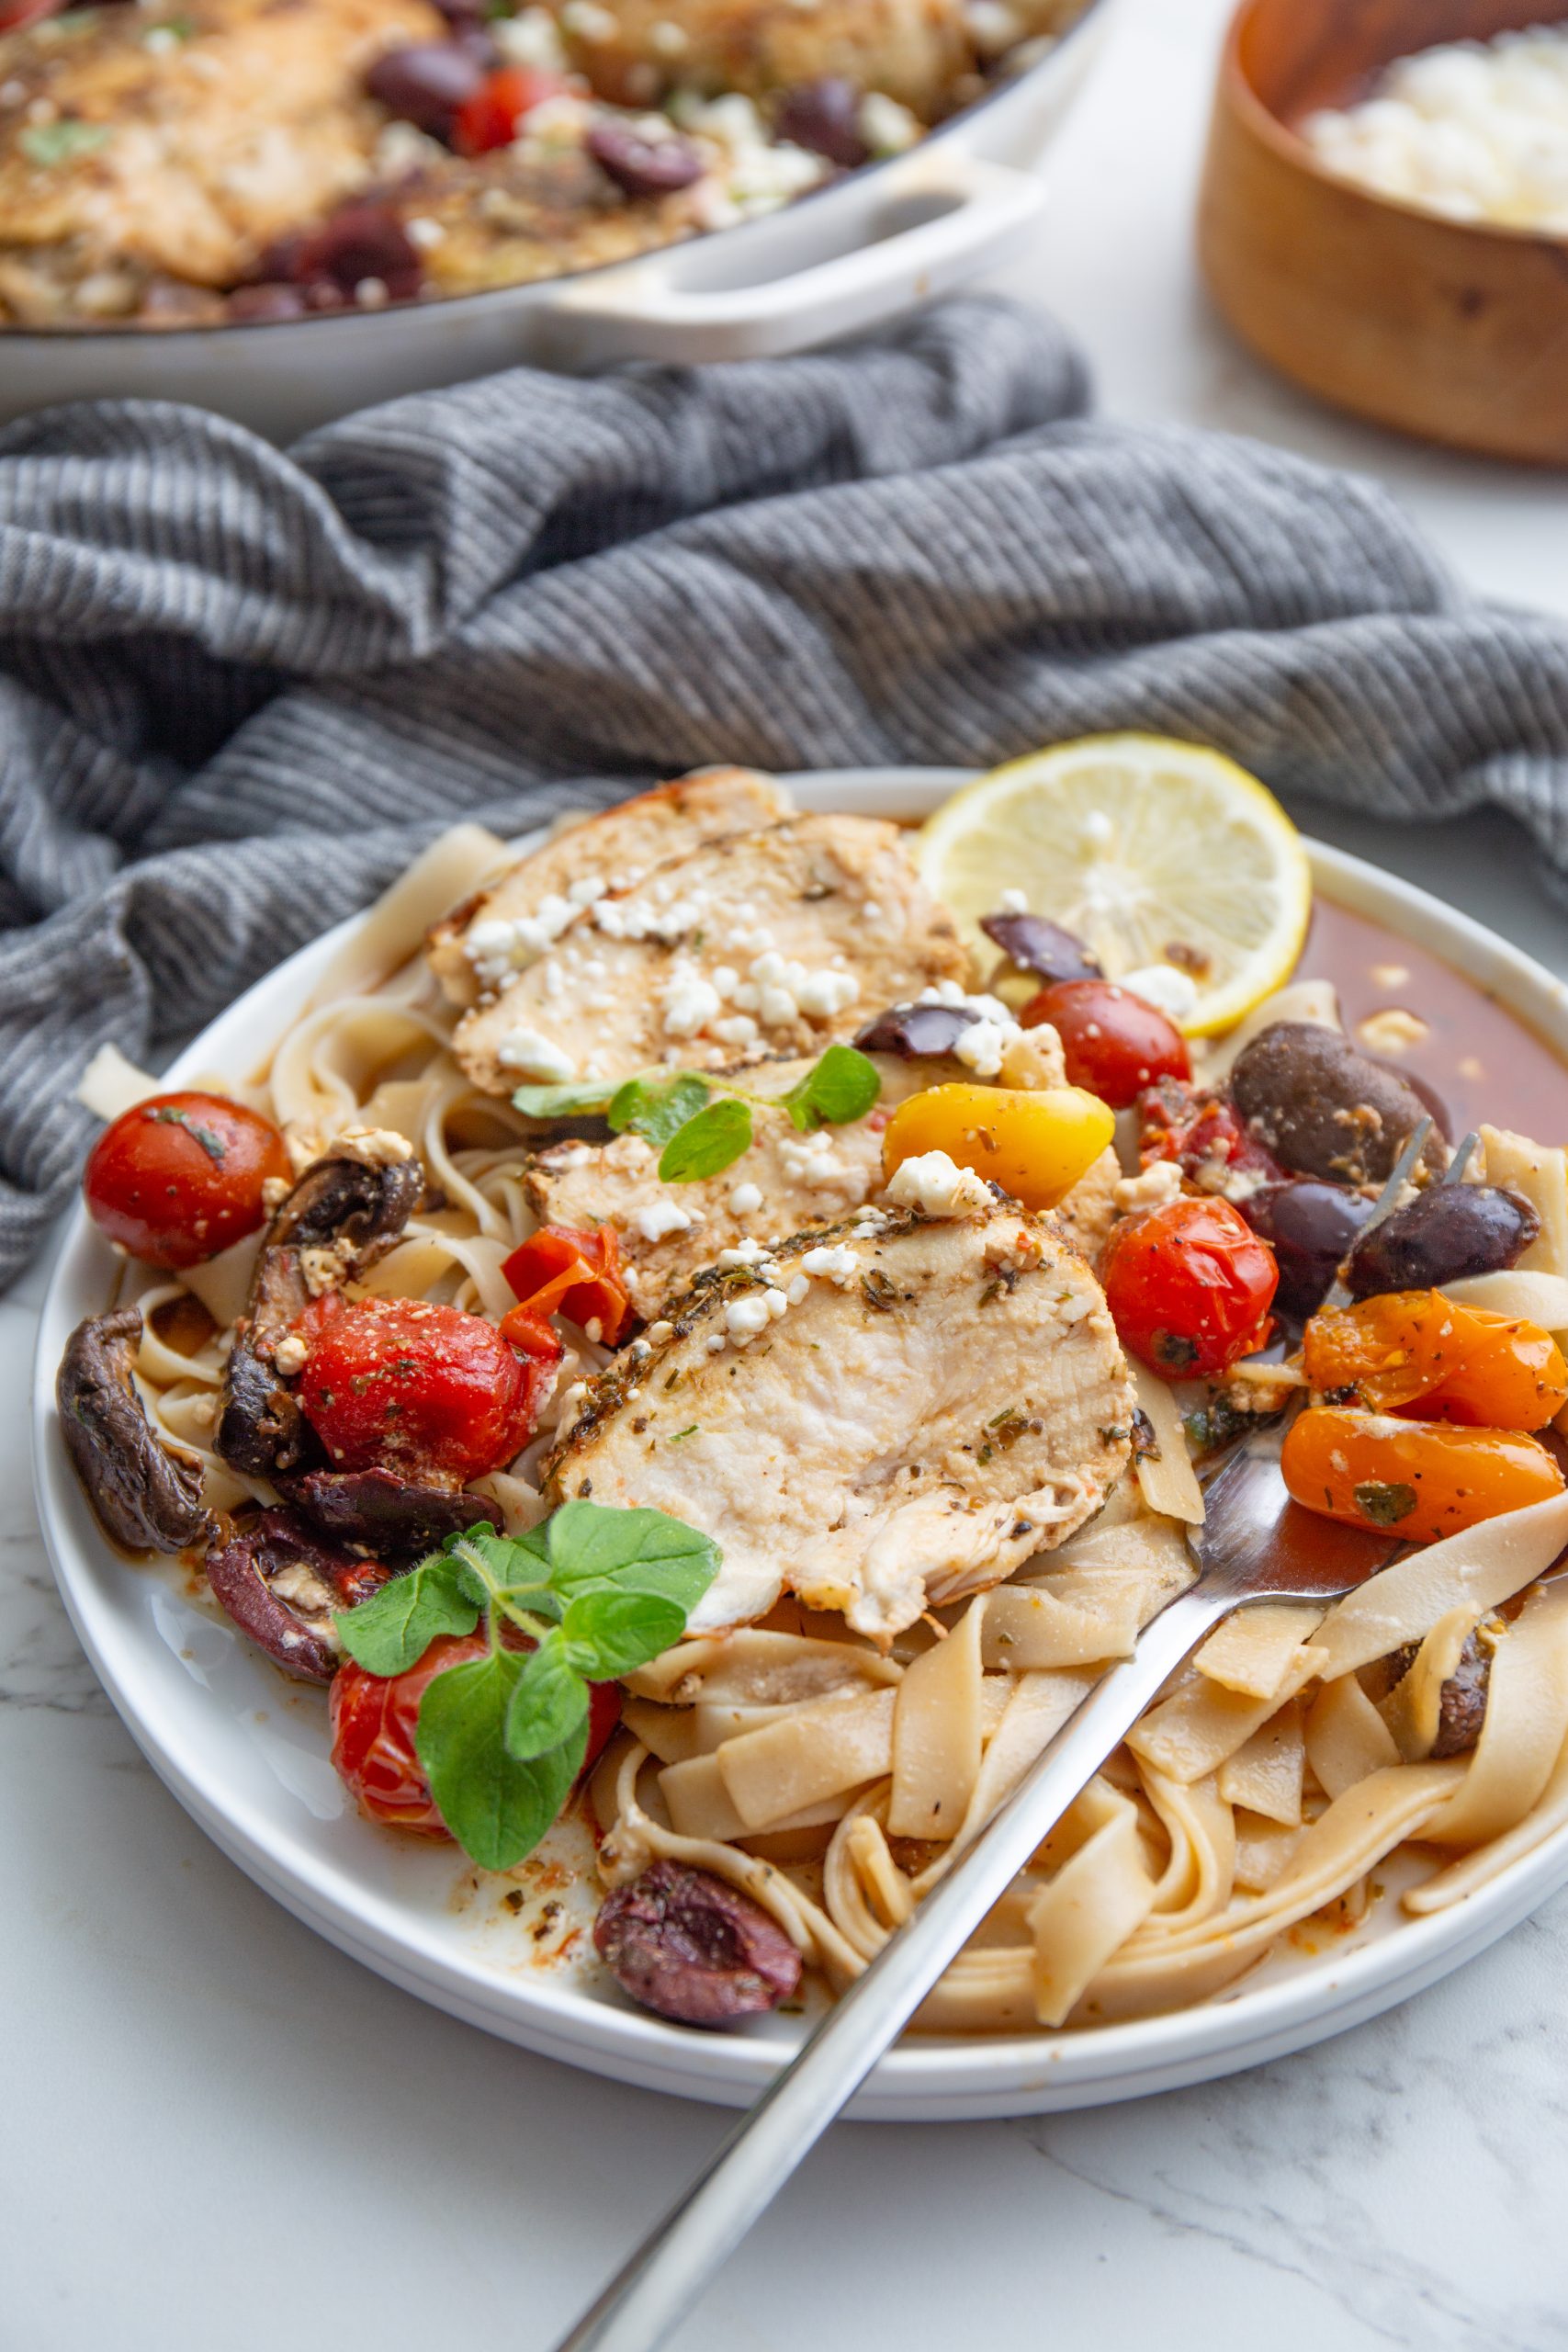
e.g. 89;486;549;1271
216;1149;423;1478
204;1508;392;1684
57;1310;213;1555
284;1467;499;1553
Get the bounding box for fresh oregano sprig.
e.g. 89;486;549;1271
513;1043;881;1184
334;1502;719;1870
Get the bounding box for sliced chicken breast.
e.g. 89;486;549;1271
0;0;434;322
544;1199;1133;1641
452;812;969;1097
429;769;792;1010
525;1037;1091;1318
526;1051;936;1316
546;0;977;118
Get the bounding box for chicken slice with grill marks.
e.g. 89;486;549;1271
451;812;969;1097
544;1199;1133;1642
428;768;792;1012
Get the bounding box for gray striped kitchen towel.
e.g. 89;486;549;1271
3;293;1567;1283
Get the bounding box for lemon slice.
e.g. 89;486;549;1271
918;734;1312;1037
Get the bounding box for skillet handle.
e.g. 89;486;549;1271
536;155;1048;367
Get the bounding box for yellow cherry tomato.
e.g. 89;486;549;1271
881;1083;1115;1213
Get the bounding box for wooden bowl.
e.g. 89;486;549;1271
1199;0;1568;463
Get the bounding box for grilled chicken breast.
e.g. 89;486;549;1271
545;0;977;117
0;0;434;322
526;1051;937;1316
451;812;969;1096
545;1199;1133;1640
430;770;792;1010
525;1038;1086;1317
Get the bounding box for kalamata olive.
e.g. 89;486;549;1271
773;77;869;167
1241;1180;1378;1319
269;205;423;302
587;120;705;198
852;1001;979;1059
365;40;488;138
225;283;309;323
593;1860;802;2027
204;1509;390;1685
1382;1629;1491;1757
1228;1023;1443;1188
1345;1182;1540;1301
979;910;1102;986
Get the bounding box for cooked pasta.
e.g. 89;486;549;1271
62;777;1568;2041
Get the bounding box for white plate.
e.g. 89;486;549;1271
31;767;1568;2120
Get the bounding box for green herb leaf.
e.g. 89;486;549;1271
415;1650;586;1872
542;1498;720;1616
145;1103;228;1162
562;1587;687;1680
20;119;111;165
780;1045;881;1133
610;1071;710;1148
512;1079;615;1121
502;1634;590;1762
659;1097;752;1182
333;1548;479;1675
1353;1479;1418;1528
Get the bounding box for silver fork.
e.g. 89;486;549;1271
552;1124;1438;2352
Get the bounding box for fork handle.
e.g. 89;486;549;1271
553;1582;1231;2352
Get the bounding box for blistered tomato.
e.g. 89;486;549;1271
1303;1290;1568;1431
1281;1406;1564;1544
880;1083;1114;1212
298;1296;546;1482
502;1224;635;1350
330;1631;621;1836
1022;980;1190;1111
453;65;564;154
84;1091;291;1269
1100;1193;1279;1379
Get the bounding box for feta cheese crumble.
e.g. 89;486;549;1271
885;1150;994;1218
1121;964;1201;1024
496;1030;576;1083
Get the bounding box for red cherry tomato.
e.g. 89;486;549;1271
330;1630;623;1837
0;0;67;28
502;1223;635;1351
453;65;565;155
1021;980;1190;1111
83;1090;292;1270
297;1296;546;1482
1100;1194;1279;1381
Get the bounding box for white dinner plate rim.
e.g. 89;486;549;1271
30;764;1568;2119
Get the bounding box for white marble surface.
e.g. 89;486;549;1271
8;6;1568;2346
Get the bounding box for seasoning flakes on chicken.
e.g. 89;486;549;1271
544;1197;1134;1641
452;812;970;1095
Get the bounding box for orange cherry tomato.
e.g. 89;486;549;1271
330;1631;622;1837
502;1223;635;1350
1280;1406;1565;1544
1100;1194;1279;1380
1303;1291;1568;1431
84;1090;291;1270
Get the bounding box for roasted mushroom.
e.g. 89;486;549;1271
284;1466;499;1553
205;1508;391;1683
57;1310;213;1555
216;1147;423;1478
